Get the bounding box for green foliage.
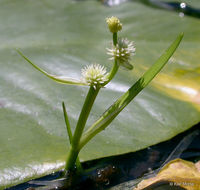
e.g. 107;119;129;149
80;33;183;149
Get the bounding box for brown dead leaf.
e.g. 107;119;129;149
134;159;200;190
195;161;200;172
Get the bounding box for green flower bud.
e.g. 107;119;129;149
106;16;122;33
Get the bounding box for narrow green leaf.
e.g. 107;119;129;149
79;33;184;149
17;50;87;86
62;102;73;143
62;102;83;172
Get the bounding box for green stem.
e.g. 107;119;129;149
64;32;119;174
105;32;119;85
106;59;119;84
72;86;100;147
113;32;117;46
64;86;100;173
64;146;79;174
62;102;83;173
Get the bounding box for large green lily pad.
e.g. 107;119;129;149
0;0;200;188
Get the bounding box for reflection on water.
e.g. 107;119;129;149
180;2;186;9
101;0;128;6
161;1;200;19
102;0;200;19
179;12;184;18
141;0;200;19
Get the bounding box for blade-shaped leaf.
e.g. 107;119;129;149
17;50;87;86
62;102;73;143
80;33;183;149
62;102;83;172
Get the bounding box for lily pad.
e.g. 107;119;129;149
0;0;200;188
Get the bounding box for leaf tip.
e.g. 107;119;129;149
15;49;22;56
179;32;184;39
176;32;184;44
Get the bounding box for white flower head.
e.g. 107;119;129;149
107;38;136;70
81;64;108;88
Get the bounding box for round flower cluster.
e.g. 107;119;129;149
81;64;108;88
106;16;122;33
107;38;136;70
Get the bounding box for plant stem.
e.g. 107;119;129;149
113;32;117;46
106;59;118;84
64;31;119;174
62;102;83;173
105;32;119;84
64;86;100;173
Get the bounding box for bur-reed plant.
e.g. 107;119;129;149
17;16;183;176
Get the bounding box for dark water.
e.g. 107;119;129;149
140;0;200;19
7;124;200;190
102;0;200;19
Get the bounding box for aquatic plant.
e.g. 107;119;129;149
17;16;183;177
